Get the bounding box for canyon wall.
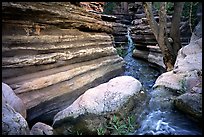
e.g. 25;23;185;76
2;2;124;124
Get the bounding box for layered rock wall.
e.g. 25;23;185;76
2;2;124;124
131;14;191;47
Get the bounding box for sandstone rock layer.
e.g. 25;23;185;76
2;2;124;124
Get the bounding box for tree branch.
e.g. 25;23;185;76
143;2;159;41
170;2;184;58
158;2;167;52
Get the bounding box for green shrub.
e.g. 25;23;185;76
178;79;187;94
97;114;137;135
116;47;127;58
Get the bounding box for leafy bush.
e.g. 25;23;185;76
97;114;137;135
116;46;127;58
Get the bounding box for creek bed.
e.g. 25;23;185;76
121;27;202;135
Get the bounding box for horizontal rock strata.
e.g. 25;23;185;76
2;2;124;124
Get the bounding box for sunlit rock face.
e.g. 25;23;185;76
80;2;105;13
53;76;147;135
2;2;124;124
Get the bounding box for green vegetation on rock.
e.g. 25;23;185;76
97;114;137;135
178;79;187;94
116;47;127;58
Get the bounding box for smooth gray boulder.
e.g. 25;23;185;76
2;82;27;118
53;76;147;134
174;93;202;122
31;122;53;135
2;96;30;135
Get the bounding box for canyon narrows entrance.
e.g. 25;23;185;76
121;27;202;135
123;27;161;92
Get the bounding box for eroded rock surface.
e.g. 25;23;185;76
2;2;124;124
2;96;30;135
174;93;202;122
53;76;147;134
2;83;27;118
31;122;53;135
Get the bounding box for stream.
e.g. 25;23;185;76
122;27;202;135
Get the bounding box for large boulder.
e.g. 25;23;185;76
2;83;27;118
2;100;54;135
2;96;30;135
30;122;53;135
174;93;202;122
173;38;202;74
53;76;147;135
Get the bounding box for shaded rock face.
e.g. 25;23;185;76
2;83;27;118
152;21;202;122
112;23;128;46
132;45;166;71
174;93;202;122
53;76;147;134
2;2;124;124
30;122;53;135
2;96;30;135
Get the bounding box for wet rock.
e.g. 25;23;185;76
174;93;202;122
2;82;27;118
31;122;53;135
2;96;30;135
53;76;147;134
149;87;176;111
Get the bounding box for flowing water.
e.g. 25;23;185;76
123;27;202;135
123;27;160;92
